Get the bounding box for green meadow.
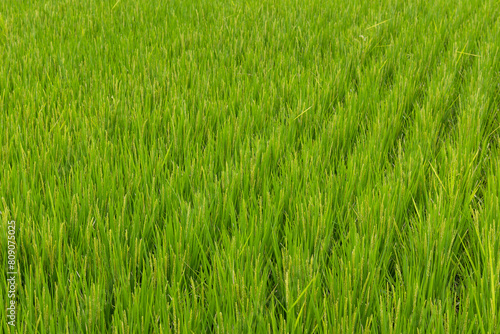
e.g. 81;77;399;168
1;0;499;332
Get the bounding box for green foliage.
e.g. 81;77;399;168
1;0;499;332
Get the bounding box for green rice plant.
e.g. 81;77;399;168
0;0;499;332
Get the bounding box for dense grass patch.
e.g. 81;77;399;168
1;0;499;332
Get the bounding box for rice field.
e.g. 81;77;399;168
1;0;500;332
